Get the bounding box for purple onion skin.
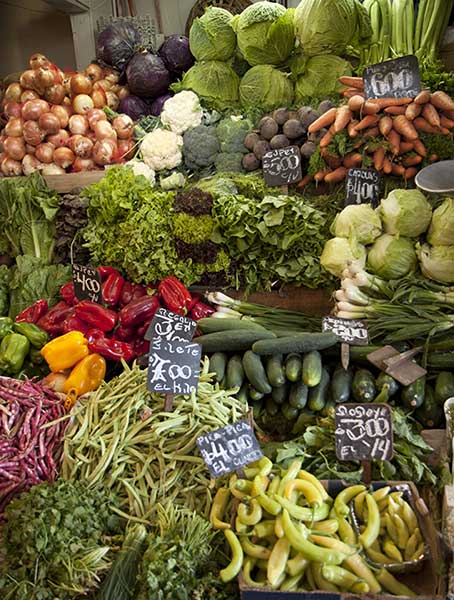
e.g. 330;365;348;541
150;93;173;116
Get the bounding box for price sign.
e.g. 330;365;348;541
323;317;369;346
335;403;393;461
262;146;302;187
363;55;421;100
72;264;102;304
196;420;263;478
147;338;201;395
346;168;381;208
145;308;196;342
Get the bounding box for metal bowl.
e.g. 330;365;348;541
415;160;454;194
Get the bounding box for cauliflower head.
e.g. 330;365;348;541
124;159;156;185
141;128;183;172
160;91;203;135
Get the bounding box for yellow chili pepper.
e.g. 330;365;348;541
242;557;265;587
63;353;106;409
354;490;367;520
384;513;400;545
209;487;231;530
334;484;366;518
366;546;392;564
359;494;380;549
274;513;284;538
274;494;330;522
372;486;391;502
240;536;271;560
237;499;262;526
278;460;302;495
280;572;305;591
268;474;281;495
234;516;249;534
410;542;425;561
252;520;275;538
267;537;291;587
285;553;308;577
284;479;323;507
337;516;357;545
392;513;409;549
298;470;330;502
311;562;340;592
311;518;339;536
220;529;243;582
229;474;250;499
322;565;362;591
383;538;403;562
376;568;417;596
398;497;418;531
41;330;89;372
257;492;282;516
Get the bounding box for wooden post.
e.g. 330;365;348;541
164;393;174;412
361;460;372;484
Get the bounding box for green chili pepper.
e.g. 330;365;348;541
0;333;30;374
13;321;49;349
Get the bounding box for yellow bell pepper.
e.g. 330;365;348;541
63;353;106;409
41;331;89;372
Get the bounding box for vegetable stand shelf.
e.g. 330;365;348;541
13;171;106;194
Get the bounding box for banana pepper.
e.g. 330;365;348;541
41;330;89;372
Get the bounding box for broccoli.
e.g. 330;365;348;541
183;125;220;171
214;152;245;173
215;116;252;153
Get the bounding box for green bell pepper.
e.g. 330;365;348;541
13;322;49;349
0;317;13;341
0;333;30;374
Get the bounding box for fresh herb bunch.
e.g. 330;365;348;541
54;189;90;265
0;479;121;600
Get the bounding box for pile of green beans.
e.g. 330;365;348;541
61;359;248;523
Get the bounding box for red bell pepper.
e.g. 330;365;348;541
86;329;135;362
97;266;120;282
118;294;160;328
189;301;215;320
75;301;117;332
158;276;192;315
59;282;78;306
62;314;91;335
114;324;136;342
187;293;201;313
119;281;133;308
36;301;73;337
130;284;146;303
133;338;150;357
15;299;48;324
102;272;125;307
136;317;153;339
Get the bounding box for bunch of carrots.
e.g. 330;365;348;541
301;75;454;186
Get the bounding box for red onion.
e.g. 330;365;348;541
20;69;38;91
73;94;94;115
51;105;70;128
94;120;116;142
22;154;43;175
23;121;45;146
113;114;134;139
68;114;88;135
53;146;75;168
4;102;22;119
68;134;93;158
41;163;65;175
1;156;22;176
4;83;22;103
25;144;36;155
117;138;135;160
38;112;60;135
21;99;49;121
4;137;26;161
73;157;96;172
35;142;55;164
47;129;70;148
4;117;24;137
87;108;106;130
93;139;116;165
21;90;39;103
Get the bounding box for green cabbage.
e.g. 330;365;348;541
233;2;295;66
189;7;236;61
331;204;382;245
320;237;366;277
380;189;432;238
427;198;454;246
295;54;352;102
239;65;293;110
416;242;454;283
367;234;416;280
173;61;239;110
294;0;372;57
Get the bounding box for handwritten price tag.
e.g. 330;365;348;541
262;146;302;186
72;264;102;304
147;338;201;395
363;55;420;100
322;317;369;346
346;168;381;208
145;308;196;342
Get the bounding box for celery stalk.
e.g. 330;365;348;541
405;0;414;55
418;0;443;59
378;0;392;60
414;0;428;51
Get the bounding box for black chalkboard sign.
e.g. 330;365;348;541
363;55;421;100
145;308;196;342
196;419;263;478
242;591;339;600
335;403;393;461
322;317;369;346
147;338;201;395
346;168;381;208
72;264;102;304
262;146;302;187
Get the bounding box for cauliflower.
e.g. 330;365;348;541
160;91;203;135
124;159;156;185
183;125;220;171
141;128;183;172
160;172;186;190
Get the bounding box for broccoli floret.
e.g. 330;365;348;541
215;116;252;153
214;152;245;173
183;125;220;171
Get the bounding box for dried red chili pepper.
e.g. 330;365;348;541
158;276;192;315
59;282;78;306
86;329;135;362
97;266;120;281
62;314;91;335
75;301;117;332
102;272;124;307
118;294;160;328
36;301;73;337
15;299;48;324
189;301;215;320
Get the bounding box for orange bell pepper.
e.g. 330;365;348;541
63;353;106;409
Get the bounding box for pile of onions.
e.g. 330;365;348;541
0;53;132;176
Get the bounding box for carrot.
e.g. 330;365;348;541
402;154;422;167
413;117;438;133
364;97;412;112
319;126;335;148
392;115;419;141
388;129;401;155
348;120;359;138
343;152;363;168
391;163;406;177
439;126;451;135
413;140;427;157
414;90;431;105
363;127;379;138
373;147;385;171
399;141;414;154
334;106;353;133
382;157;393;174
405;102;422;121
321;148;342;169
353;139;364;149
297;174;313;189
342;88;365;99
379;116;393;137
422;104;441;127
431;91;454;112
384;106;407;115
444;109;454;120
339;76;364;90
440;115;454;129
348;95;365;112
355;115;379;131
307;108;337;134
314;169;330;182
429;154;439;162
324;166;347;183
362;101;381;115
404;167;418;180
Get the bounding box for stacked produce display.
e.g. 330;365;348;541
1;0;454;597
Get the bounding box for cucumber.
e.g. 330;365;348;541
285;353;303;382
376;372;399;397
252;332;338;356
252;400;264;420
196;330;276;353
415;385;444;428
302;351;322;387
401;376;426;409
226;355;244;389
352;369;377;403
308;367;330;412
272;383;289;405
249;385;265;402
348;342;411;363
427;352;454;368
197;317;267;334
281;402;299;421
265;396;279;416
236;383;249;404
243;351;272;394
209;352;228;383
289;381;308;410
266;354;286;387
434;372;454;404
331;366;353;403
321;395;335;417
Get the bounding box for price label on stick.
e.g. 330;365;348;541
147;338;201;395
322;316;369;346
262;146;302;187
145;308;196;342
335;403;393;461
345;168;381;208
72;264;102;304
363;55;421;100
196;420;263;478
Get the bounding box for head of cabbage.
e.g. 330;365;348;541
172;61;239;110
294;0;372;57
320;237;366;277
239;65;293;111
379;188;432;238
416;242;454;283
233;1;295;66
294;54;352;102
367;234;416;280
427;197;454;246
331;204;382;245
189;7;237;61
